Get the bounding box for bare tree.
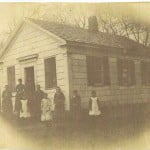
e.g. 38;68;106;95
7;4;45;34
96;9;150;47
0;4;45;50
1;3;150;50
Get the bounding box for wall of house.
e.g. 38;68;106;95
68;46;150;109
0;22;70;111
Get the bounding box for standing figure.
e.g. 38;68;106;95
34;85;44;121
41;93;53;127
89;90;101;128
70;90;81;122
2;85;13;119
15;79;26;116
20;95;31;119
54;87;65;122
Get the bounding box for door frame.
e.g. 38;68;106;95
24;66;36;92
20;60;37;86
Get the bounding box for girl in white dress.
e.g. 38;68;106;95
20;96;31;118
41;93;53;127
89;91;101;128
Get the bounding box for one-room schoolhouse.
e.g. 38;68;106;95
0;16;150;111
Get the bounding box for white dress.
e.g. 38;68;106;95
12;96;16;113
89;97;101;116
41;98;52;121
20;99;31;118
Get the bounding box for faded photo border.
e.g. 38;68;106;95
0;1;150;150
0;0;149;2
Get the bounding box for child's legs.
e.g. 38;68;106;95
89;115;99;128
89;116;94;128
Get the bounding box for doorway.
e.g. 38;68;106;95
24;66;35;98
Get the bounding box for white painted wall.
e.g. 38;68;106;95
0;22;70;111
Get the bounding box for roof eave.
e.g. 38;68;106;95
66;40;123;50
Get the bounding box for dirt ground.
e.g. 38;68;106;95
0;104;150;150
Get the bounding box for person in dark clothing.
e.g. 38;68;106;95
16;79;26;94
70;90;81;122
15;79;26;117
54;87;65;122
34;85;44;121
2;85;13;119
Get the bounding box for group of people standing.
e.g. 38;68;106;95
1;79;66;123
1;78;102;126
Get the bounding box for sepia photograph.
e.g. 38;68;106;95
0;2;150;150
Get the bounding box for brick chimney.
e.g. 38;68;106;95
88;16;99;32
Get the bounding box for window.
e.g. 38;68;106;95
44;57;57;89
86;56;110;86
7;66;16;92
117;59;135;86
141;61;150;85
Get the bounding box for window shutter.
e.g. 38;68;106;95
95;57;102;84
143;62;150;85
103;56;110;85
51;58;57;87
128;60;136;85
44;58;50;88
141;61;146;85
86;56;93;86
129;60;136;86
117;59;123;86
44;57;57;89
7;66;15;92
148;63;150;84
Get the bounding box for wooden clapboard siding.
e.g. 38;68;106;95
0;23;70;110
69;49;150;109
1;20;150;111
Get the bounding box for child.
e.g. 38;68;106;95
89;90;101;128
41;93;53;127
20;95;31;119
71;90;81;122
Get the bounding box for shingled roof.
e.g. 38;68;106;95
29;18;149;51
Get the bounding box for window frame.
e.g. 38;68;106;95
117;58;136;87
44;56;57;89
86;56;110;87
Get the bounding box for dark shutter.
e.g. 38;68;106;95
142;61;150;85
86;56;93;86
44;57;57;88
129;60;136;86
103;56;110;85
44;58;50;88
95;57;102;84
141;61;147;85
7;66;16;92
117;59;123;86
148;63;150;84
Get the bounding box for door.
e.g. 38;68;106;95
24;66;35;99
